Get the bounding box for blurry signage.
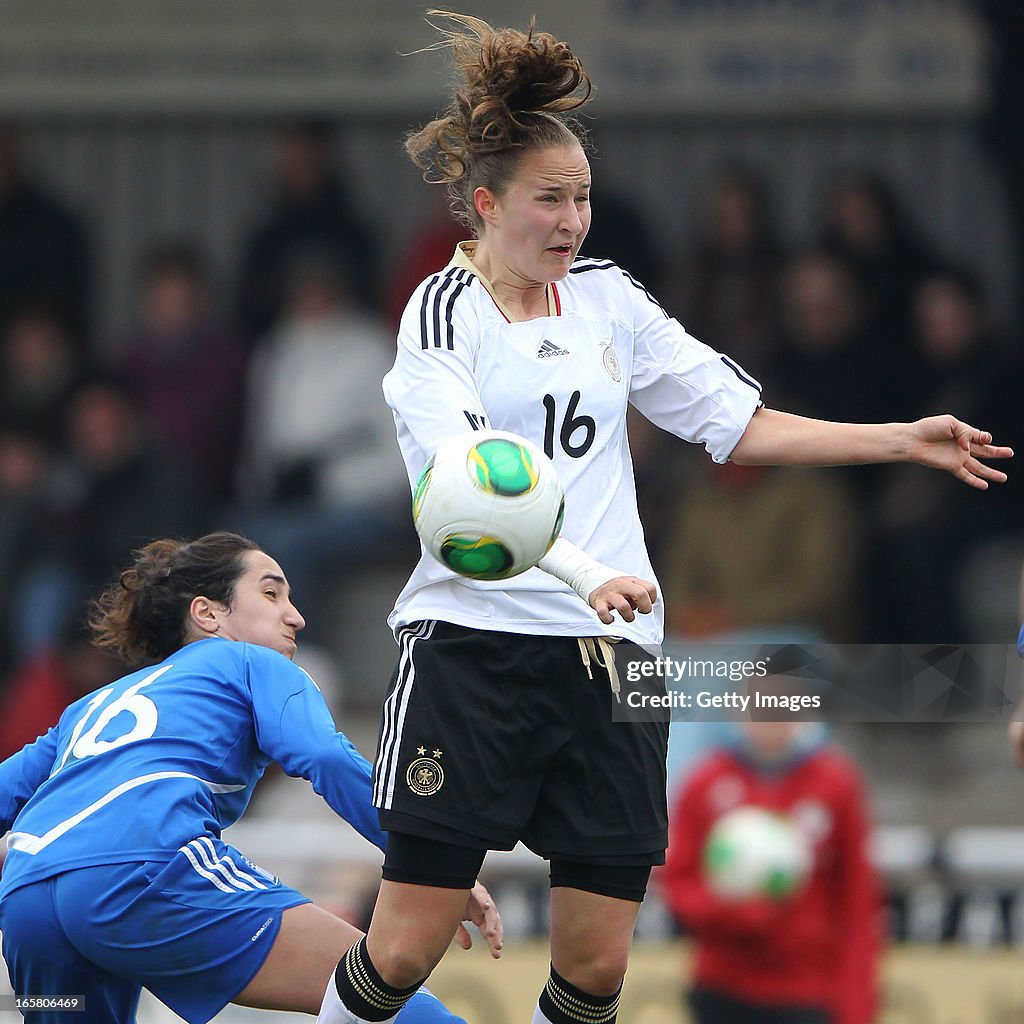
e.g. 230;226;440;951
0;0;985;115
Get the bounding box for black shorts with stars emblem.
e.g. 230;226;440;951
371;620;668;864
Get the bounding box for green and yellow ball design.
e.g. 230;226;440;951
468;438;538;496
413;429;565;581
439;534;515;580
412;454;435;521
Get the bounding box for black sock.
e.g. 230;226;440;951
538;963;621;1024
333;936;422;1022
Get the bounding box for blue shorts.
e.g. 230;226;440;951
0;837;309;1024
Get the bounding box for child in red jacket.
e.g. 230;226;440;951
660;718;883;1024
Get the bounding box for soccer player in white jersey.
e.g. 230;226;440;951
0;532;500;1024
318;13;1012;1024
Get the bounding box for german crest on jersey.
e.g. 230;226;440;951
406;747;445;796
601;342;621;382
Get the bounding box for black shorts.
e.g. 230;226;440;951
372;621;668;864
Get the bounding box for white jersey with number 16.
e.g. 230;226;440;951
383;245;762;646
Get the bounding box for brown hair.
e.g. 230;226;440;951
88;532;261;666
405;10;593;231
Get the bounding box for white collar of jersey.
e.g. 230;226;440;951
452;241;559;322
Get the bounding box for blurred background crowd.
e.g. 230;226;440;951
1;1;1024;1020
0;105;1021;747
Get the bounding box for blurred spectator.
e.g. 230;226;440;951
660;459;861;643
386;188;465;329
11;379;206;664
232;256;410;641
0;623;123;762
0;120;93;348
865;266;1024;641
112;242;247;506
661;713;883;1024
819;170;938;341
234;119;378;343
0;305;83;451
767;251;889;441
0;429;50;672
665;164;786;380
578;183;660;291
890;265;1010;421
628;408;697;571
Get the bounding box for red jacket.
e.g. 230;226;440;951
0;653;78;761
659;743;883;1024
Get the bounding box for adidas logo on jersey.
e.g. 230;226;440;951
537;339;569;358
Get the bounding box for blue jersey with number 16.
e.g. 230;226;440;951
0;637;384;899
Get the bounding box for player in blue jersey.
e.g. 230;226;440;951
0;531;500;1024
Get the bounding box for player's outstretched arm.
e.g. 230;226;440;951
731;408;1012;488
0;728;60;833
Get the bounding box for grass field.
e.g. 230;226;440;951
120;941;1024;1023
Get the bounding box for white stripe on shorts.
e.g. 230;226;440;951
181;838;264;892
196;835;268;890
180;842;239;893
374;620;435;809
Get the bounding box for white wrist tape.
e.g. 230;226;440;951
537;538;628;605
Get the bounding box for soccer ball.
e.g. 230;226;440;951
703;805;811;900
412;430;565;581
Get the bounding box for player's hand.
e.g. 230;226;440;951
589;576;658;624
908;415;1013;489
454;881;503;959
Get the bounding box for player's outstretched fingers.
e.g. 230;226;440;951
966;457;1008;485
971;441;1014;460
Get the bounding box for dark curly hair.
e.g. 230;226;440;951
405;10;593;231
88;532;261;666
